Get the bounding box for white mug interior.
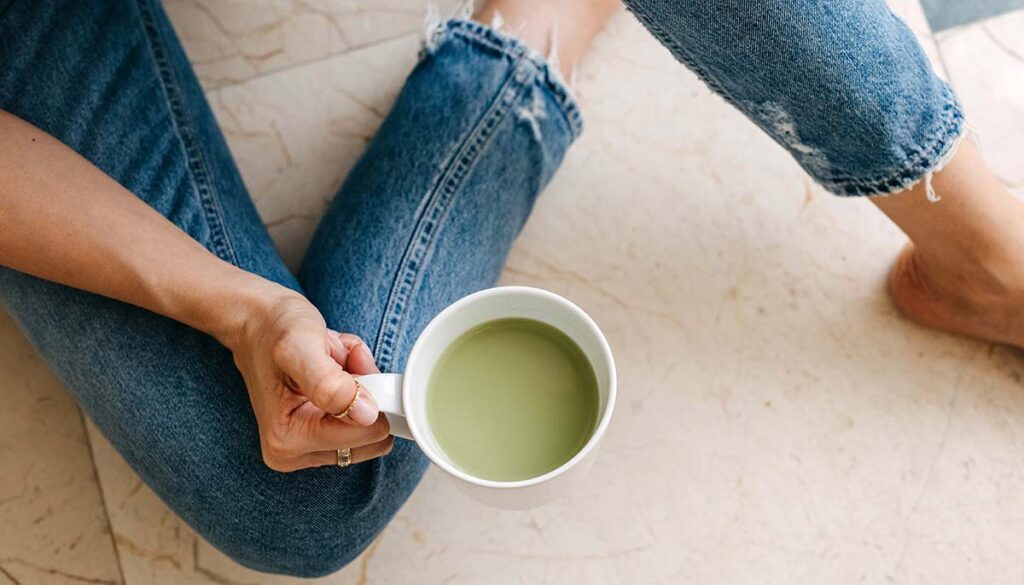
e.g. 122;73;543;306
401;286;616;490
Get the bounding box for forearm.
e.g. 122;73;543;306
0;110;282;344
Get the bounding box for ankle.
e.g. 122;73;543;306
473;0;619;80
913;240;1024;306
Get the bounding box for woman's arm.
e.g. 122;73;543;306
0;110;393;470
0;110;262;343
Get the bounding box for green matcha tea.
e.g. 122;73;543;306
426;318;599;482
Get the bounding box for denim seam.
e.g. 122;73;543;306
819;88;965;196
441;20;583;140
623;4;745;121
624;3;966;198
134;0;238;263
371;60;531;370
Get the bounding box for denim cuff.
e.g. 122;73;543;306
823;82;966;198
424;19;584;141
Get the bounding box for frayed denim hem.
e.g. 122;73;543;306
820;84;966;200
421;18;584;141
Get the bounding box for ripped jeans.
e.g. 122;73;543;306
0;0;959;579
0;3;575;578
624;0;964;198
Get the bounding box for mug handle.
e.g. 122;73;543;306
356;373;414;441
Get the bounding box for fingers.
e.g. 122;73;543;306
261;418;389;471
282;436;396;472
327;331;381;376
274;331;379;425
306;364;376;424
308;414;391;453
334;382;380;426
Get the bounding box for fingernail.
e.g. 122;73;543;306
346;386;378;425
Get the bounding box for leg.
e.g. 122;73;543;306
0;0;418;577
473;0;621;79
875;142;1024;348
622;0;963;196
623;0;1021;346
299;1;618;370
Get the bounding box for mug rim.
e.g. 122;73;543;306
403;285;617;490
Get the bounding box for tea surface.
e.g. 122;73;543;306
427;318;599;482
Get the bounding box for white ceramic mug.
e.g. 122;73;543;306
357;286;616;509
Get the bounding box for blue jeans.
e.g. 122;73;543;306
624;0;964;196
0;2;577;577
0;0;959;577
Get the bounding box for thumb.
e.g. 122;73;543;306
279;333;379;426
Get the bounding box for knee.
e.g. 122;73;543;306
209;491;382;578
228;530;373;579
744;76;960;196
201;440;428;578
210;502;382;577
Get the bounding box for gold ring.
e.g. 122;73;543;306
332;385;362;420
336;448;352;467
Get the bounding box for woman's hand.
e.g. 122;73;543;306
218;284;394;472
0;113;390;473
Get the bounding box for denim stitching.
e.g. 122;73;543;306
625;2;966;198
623;3;744;119
821;92;965;196
372;59;531;370
815;93;961;184
134;0;238;263
443;20;583;139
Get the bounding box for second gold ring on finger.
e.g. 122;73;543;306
336;448;352;467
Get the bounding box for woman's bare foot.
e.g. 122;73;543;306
888;243;1024;347
876;138;1024;348
875;140;1024;348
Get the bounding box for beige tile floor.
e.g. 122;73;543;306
3;1;1024;583
0;309;122;585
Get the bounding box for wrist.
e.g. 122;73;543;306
202;270;300;350
154;256;298;350
131;241;302;349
